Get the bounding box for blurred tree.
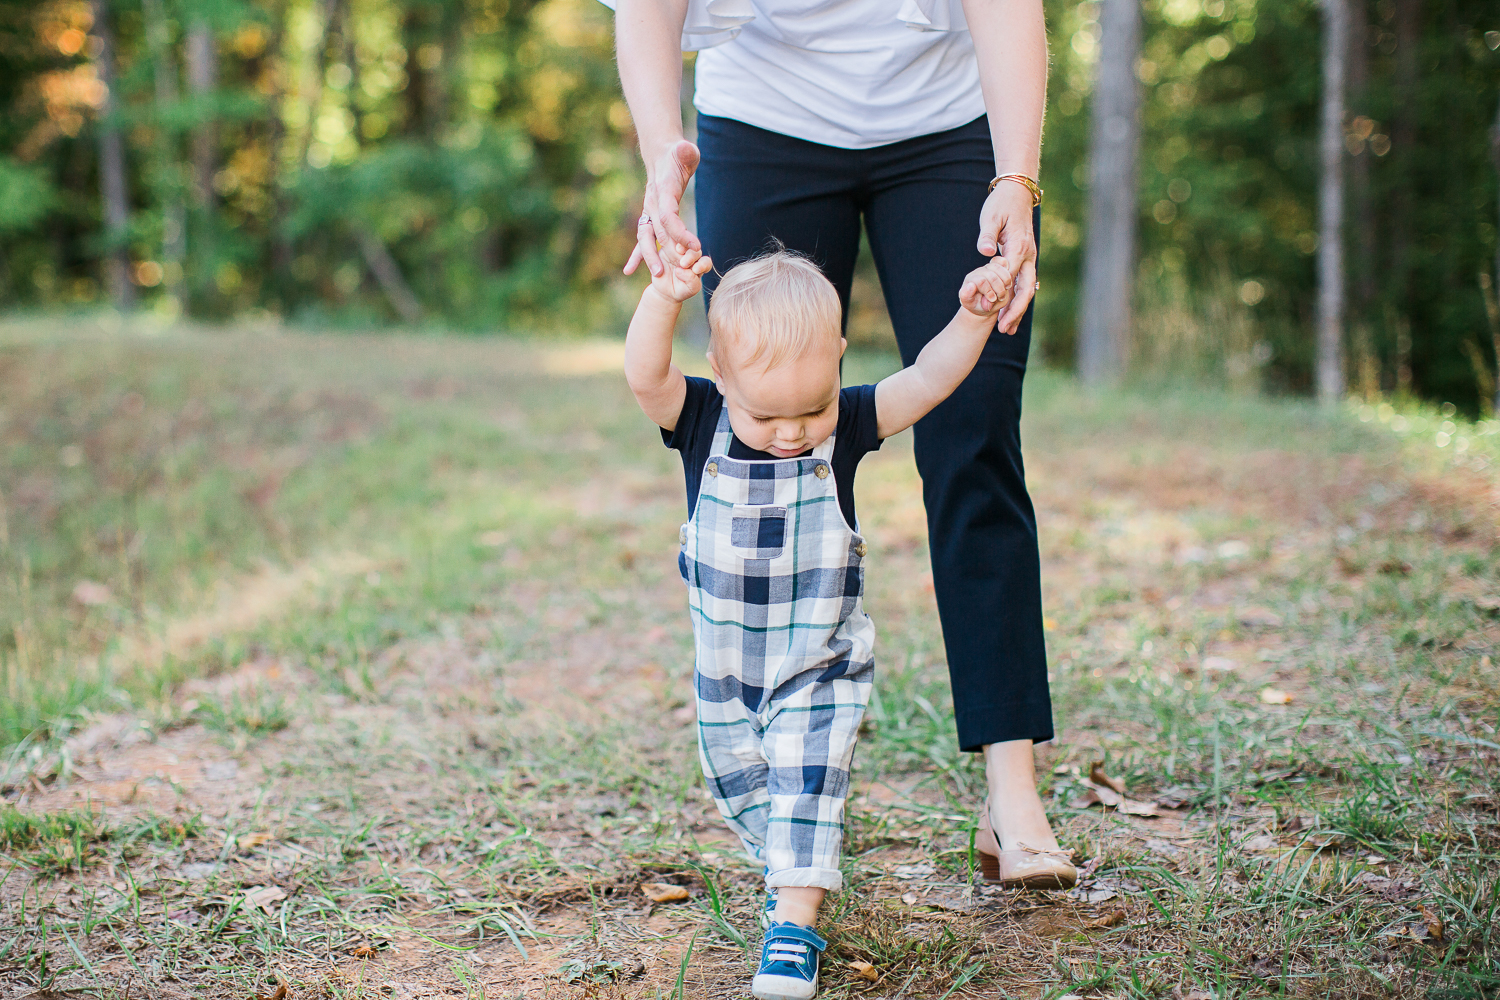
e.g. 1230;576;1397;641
1316;0;1346;404
89;0;135;309
0;0;1494;412
1077;0;1143;385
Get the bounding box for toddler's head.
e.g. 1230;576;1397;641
707;250;846;457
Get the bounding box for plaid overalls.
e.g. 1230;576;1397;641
680;408;875;890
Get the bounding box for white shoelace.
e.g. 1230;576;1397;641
766;941;809;965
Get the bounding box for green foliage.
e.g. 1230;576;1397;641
0;159;57;233
0;0;1496;402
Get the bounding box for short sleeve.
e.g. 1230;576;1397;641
662;376;718;452
593;0;755;51
836;384;883;461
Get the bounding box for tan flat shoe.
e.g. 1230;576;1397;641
975;797;1078;889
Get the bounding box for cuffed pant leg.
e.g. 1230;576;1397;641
759;657;874;892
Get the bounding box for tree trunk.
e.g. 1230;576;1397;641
185;19;218;208
1388;0;1420;305
1491;94;1500;413
1316;0;1348;405
143;0;185;303
1076;0;1143;386
90;0;136;310
356;229;423;325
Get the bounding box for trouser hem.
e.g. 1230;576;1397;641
765;867;843;891
956;698;1055;753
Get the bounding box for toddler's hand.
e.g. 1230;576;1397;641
958;257;1014;319
649;241;714;303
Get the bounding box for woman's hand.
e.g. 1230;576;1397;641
625;139;703;278
976;180;1037;335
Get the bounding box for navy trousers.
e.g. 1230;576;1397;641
694;113;1053;751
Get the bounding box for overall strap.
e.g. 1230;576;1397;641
710;402;734;457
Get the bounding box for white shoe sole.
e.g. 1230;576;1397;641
751;971;818;1000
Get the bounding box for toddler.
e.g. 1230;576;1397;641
624;245;1012;1000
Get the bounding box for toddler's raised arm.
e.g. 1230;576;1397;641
873;257;1013;439
624;247;713;431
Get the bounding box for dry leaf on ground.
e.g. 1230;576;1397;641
1085;908;1127;929
1237;606;1283;627
1089;761;1126;794
1119;797;1162;817
1419;906;1445;943
1259;687;1294;705
349;945;379;958
848;961;879;982
641;882;689;903
900;891;918;905
243;886;288;912
255;982;288;1000
236;832;273;850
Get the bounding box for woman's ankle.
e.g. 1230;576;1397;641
982;740;1061;852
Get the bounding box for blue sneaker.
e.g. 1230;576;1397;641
752;922;826;1000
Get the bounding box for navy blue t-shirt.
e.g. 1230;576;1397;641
662;376;883;528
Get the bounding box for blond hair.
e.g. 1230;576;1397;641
707;250;841;372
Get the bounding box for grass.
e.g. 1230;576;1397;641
0;312;1496;997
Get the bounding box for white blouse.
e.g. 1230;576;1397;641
605;0;986;150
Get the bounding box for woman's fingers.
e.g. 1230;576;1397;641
998;251;1037;334
977;197;1004;258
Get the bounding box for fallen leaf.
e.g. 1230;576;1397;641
1379;559;1413;576
891;863;935;878
1089;761;1126;795
255;980;288;1000
1119;797;1162;818
1172;989;1216;1000
350;944;379;958
243;885;287;912
236;831;273;851
71;580;114;606
641;882;689;903
1201;656;1238;672
1259;687;1293;705
1242;834;1280;853
1420;905;1445;943
1085;908;1126;929
1068;788;1103;809
1154;787;1195;809
1084;888;1118;904
848;961;879;983
900;891;918;905
1237;606;1283;627
1474;596;1500;616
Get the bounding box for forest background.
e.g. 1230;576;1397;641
1;0;1498;413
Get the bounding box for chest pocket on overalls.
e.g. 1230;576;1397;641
730;504;787;559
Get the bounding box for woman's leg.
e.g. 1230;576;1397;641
694;115;863;321
861;118;1058;848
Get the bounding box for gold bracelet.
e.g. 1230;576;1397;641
989;173;1043;207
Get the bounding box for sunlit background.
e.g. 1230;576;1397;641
1;0;1497;409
